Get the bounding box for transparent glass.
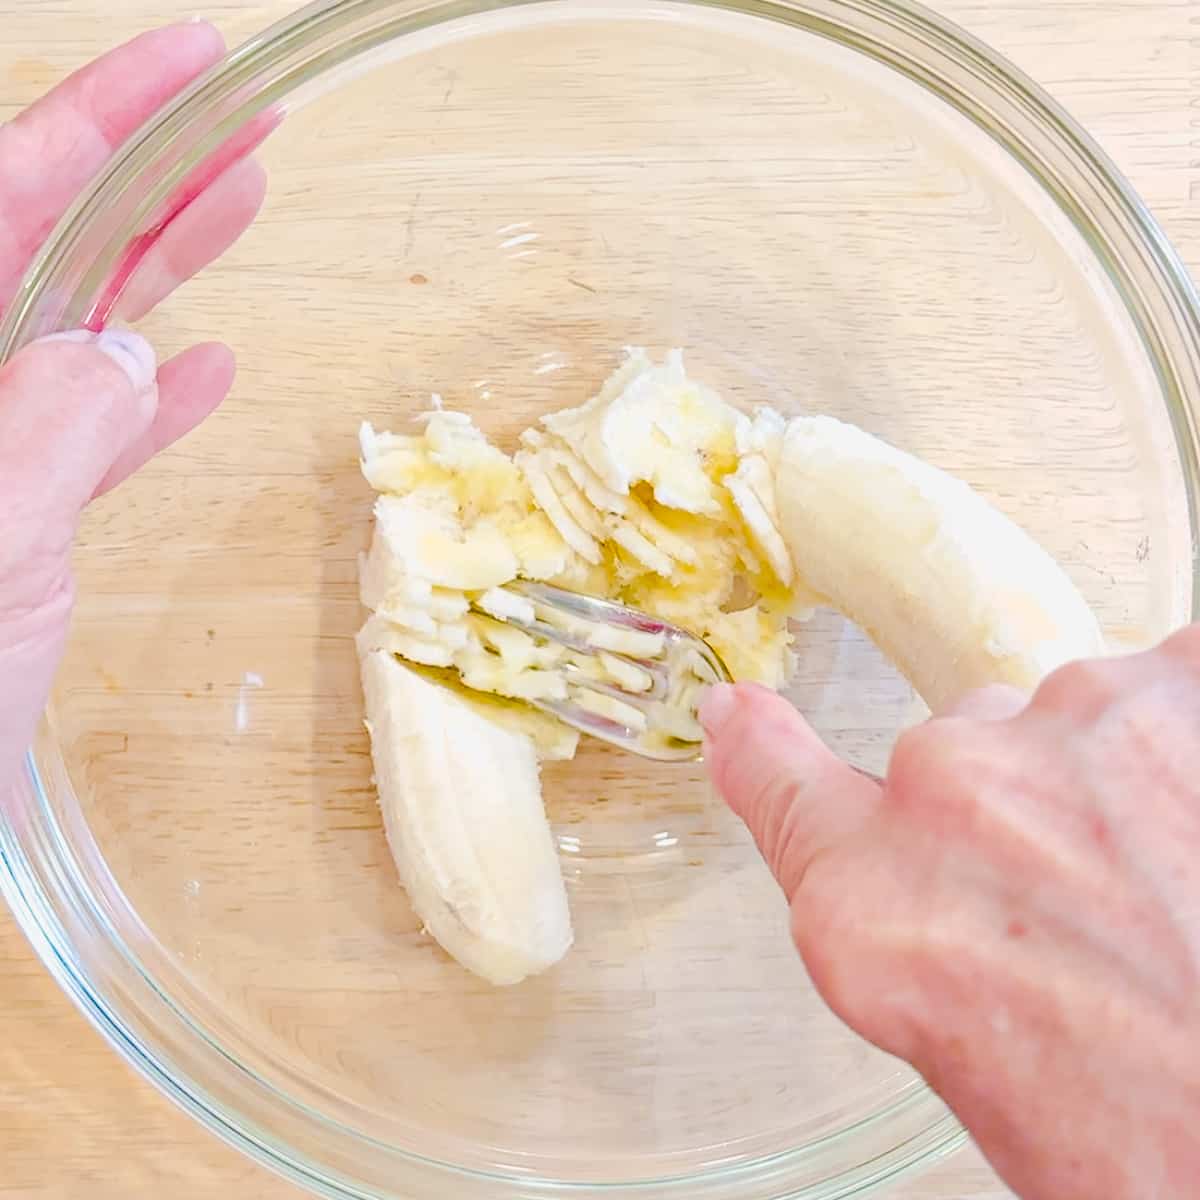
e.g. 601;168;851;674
2;0;1199;1198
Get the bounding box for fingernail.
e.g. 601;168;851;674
94;329;157;393
699;684;738;738
36;328;158;393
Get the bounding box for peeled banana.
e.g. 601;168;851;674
774;415;1104;713
360;648;573;985
357;350;1104;986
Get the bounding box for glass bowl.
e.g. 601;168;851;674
3;0;1199;1197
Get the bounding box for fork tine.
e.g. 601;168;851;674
496;613;600;656
563;670;655;710
467;581;731;761
531;696;703;763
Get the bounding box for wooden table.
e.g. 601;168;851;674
2;1;1197;1197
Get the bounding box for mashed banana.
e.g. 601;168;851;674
357;348;805;755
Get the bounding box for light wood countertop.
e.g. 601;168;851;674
2;2;1197;1197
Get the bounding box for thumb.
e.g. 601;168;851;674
0;328;158;614
0;329;158;789
701;683;881;900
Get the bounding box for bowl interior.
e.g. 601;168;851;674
25;0;1193;1191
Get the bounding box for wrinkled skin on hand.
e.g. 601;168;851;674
703;634;1200;1200
0;23;267;785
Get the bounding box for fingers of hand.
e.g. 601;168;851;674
0;330;158;610
702;682;882;901
93;341;235;496
3;329;159;488
0;22;226;305
111;157;269;324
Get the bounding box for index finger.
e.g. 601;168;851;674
0;21;226;306
702;683;883;900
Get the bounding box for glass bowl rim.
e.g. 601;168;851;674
3;0;1199;1197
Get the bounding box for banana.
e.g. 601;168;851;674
360;648;573;985
541;348;738;515
359;351;1107;986
516;350;799;683
774;415;1104;713
360;354;801;726
357;353;803;984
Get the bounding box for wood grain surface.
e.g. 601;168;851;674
2;2;1198;1198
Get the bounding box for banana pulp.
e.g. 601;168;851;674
357;348;804;724
357;349;1104;985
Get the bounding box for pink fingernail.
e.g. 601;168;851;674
94;329;157;393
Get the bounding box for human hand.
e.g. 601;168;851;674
0;23;267;787
702;634;1200;1200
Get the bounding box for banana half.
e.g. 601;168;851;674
774;415;1104;713
361;649;572;986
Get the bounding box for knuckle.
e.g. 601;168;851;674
886;719;1015;841
1161;624;1200;673
8;339;74;376
753;773;808;881
887;722;938;793
1031;656;1121;717
886;721;963;812
8;338;123;404
744;770;843;900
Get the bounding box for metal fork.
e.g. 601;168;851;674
475;581;731;762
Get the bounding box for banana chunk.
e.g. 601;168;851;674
775;415;1104;713
542;348;739;515
360;650;573;985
